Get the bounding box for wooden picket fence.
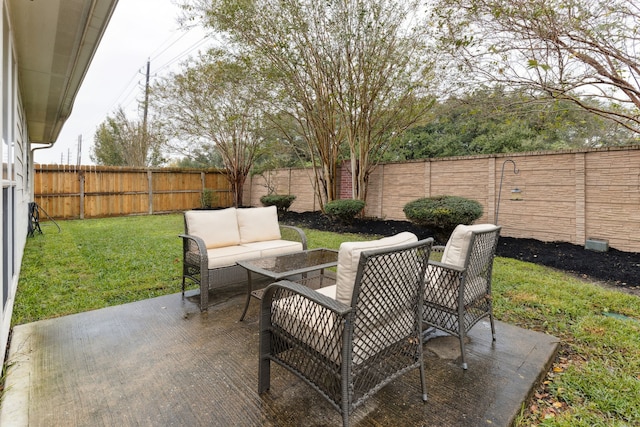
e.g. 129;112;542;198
34;165;232;219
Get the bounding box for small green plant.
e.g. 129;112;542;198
324;199;365;224
403;195;483;243
200;188;214;209
260;194;296;214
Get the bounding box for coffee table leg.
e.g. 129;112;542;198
239;270;253;321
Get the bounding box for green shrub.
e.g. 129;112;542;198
403;195;483;243
260;194;296;213
200;188;214;209
324;199;365;224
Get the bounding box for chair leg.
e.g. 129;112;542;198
199;270;209;312
457;309;469;370
258;357;271;394
459;314;468;369
459;333;468;370
200;285;208;312
341;365;350;427
490;312;496;341
419;352;428;402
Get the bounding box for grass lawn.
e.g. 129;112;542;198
12;214;640;426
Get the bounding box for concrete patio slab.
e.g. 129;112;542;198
1;289;558;426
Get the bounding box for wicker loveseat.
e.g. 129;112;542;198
180;206;307;311
258;232;434;427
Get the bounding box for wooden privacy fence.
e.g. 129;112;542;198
34;165;232;219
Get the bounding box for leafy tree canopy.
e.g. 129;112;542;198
152;49;268;206
386;87;636;161
91;107;166;167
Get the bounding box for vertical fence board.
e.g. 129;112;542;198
34;166;231;219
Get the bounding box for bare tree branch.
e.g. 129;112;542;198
432;0;640;135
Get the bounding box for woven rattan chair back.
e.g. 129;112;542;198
259;238;433;427
423;225;501;369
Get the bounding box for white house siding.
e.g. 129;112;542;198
1;4;31;366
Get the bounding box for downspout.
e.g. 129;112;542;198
31;143;54;155
29;143;54;202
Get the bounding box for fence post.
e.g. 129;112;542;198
147;170;153;214
79;171;85;219
575;153;586;246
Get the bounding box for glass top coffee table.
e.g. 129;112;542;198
237;248;338;321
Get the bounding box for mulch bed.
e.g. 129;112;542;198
280;211;640;294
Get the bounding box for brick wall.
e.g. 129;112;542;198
248;146;640;252
339;160;352;199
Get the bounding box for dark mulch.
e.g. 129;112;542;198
280;211;640;294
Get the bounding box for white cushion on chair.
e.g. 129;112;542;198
185;208;240;249
334;232;418;305
441;224;499;268
237;206;282;243
275;283;412;365
316;284;337;299
205;246;262;268
241;239;303;257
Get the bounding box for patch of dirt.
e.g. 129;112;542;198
280;211;640;296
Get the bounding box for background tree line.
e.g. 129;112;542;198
91;0;640;209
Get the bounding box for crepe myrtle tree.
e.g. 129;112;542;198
152;50;267;207
431;0;640;135
179;0;437;209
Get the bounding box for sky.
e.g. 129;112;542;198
34;0;210;165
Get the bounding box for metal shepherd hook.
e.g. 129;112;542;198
495;159;519;225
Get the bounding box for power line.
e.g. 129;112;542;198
154;35;214;73
149;28;196;62
103;31;212;117
62;30;214;152
95;31;200;119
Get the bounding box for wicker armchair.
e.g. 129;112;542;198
258;237;434;427
423;224;501;369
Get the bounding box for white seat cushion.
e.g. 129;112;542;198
316;284;337;299
185;208;240;249
237;206;282;243
441;224;499;268
334;232;418;306
241;240;303;257
273;284;413;365
205;246;262;269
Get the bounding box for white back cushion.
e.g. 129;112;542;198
335;232;418;306
441;224;499;268
185;208;240;249
237;206;282;243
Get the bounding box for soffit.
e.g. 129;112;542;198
8;0;119;143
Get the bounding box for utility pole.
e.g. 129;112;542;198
77;134;82;167
142;59;150;163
